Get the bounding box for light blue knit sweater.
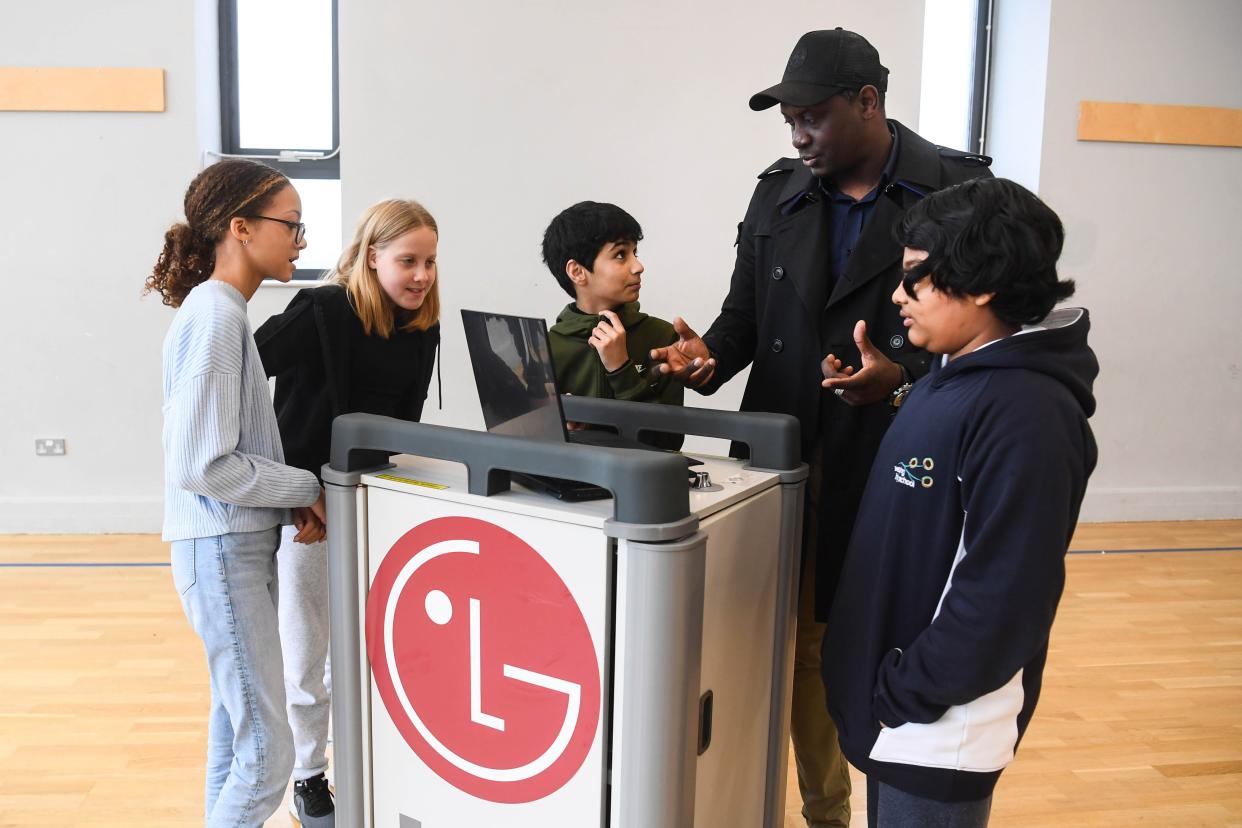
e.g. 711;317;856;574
161;280;320;541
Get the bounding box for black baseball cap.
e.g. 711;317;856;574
749;28;889;111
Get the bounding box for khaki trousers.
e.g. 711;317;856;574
790;462;852;827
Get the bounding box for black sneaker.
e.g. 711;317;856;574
291;773;335;827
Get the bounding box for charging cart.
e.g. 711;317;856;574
324;397;806;827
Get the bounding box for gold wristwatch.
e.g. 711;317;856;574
888;365;914;409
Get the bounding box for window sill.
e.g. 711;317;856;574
261;268;327;287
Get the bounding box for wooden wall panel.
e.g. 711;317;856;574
0;67;165;112
1078;101;1242;148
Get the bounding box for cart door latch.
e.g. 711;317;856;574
697;690;714;755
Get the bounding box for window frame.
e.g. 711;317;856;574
218;0;340;279
968;0;995;156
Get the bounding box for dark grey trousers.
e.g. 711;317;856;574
866;776;993;828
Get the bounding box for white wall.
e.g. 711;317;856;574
339;0;926;453
0;1;204;532
5;0;1235;532
2;1;928;533
1035;0;1242;520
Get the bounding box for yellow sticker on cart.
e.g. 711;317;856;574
374;474;449;490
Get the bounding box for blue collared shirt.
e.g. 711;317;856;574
820;126;900;286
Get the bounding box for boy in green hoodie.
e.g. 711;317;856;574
541;201;683;448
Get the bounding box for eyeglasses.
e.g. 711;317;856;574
244;215;306;244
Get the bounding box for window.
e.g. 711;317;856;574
918;0;993;155
219;0;340;279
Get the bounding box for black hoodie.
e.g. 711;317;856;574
823;308;1099;803
255;284;440;479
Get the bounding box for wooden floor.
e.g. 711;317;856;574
1;522;1239;827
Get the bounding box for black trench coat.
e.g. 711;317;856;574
701;120;992;618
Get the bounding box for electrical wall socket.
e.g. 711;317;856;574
35;438;66;456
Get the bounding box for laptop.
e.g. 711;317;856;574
460;309;691;501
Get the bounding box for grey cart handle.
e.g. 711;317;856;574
561;396;800;472
327;413;692;526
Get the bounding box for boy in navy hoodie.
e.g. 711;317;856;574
822;177;1098;827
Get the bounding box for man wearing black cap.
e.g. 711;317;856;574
650;28;991;827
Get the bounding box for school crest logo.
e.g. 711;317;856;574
894;456;934;489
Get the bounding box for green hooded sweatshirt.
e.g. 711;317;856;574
548;302;684;448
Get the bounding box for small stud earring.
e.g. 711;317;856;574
241;240;249;246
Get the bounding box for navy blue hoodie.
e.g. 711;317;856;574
824;308;1098;803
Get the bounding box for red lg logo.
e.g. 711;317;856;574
366;517;602;803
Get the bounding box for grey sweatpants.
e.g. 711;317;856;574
277;524;331;782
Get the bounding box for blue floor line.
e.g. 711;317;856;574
0;562;170;568
1;548;1238;568
1068;545;1241;555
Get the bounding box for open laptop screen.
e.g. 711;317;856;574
461;310;567;442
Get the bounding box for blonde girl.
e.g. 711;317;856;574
253;198;440;825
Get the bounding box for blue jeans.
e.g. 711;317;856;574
866;776;992;828
172;528;294;828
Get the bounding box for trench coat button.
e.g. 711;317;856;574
771;338;784;353
772;266;785;280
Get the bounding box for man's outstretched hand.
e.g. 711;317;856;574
821;320;904;406
649;317;716;388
